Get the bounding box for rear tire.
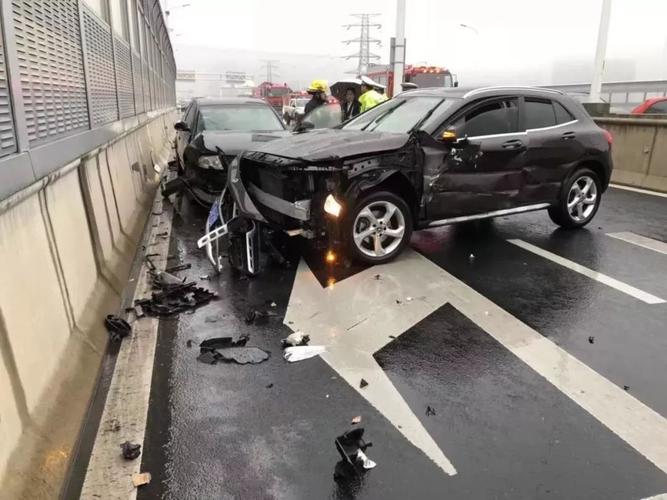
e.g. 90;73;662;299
345;190;413;265
548;167;602;228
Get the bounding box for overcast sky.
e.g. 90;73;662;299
163;0;667;86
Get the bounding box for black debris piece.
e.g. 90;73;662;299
197;351;218;365
265;383;274;389
374;274;381;280
334;428;376;470
165;263;191;273
200;335;249;352
359;379;368;389
156;231;169;238
624;385;630;391
120;441;141;460
186;340;193;348
388;335;397;339
588;336;595;344
426;406;436;416
104;315;131;342
216;347;270;365
152;270;185;289
135;282;217;317
395;300;402;305
244;309;257;324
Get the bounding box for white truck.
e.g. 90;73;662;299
282;96;310;125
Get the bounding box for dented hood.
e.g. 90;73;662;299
197;130;290;155
245;129;410;162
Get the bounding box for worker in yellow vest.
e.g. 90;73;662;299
358;75;388;113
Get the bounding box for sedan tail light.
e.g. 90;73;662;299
602;129;613;145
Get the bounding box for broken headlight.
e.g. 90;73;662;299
198;155;223;170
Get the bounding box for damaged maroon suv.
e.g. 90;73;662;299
216;86;613;267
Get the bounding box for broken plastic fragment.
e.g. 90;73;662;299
406;296;413;302
120;441;141;460
351;416;362;425
132;472;151;488
104;315;131;342
426;405;436;416
282;331;310;347
359;378;368;389
356;449;377;469
200;335;249;351
270;301;277;307
216;347;270;364
588;336;595;344
283;345;325;363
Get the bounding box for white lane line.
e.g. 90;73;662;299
81;196;172;499
610;184;667;198
442;257;667;476
607;232;667;256
508;239;665;305
642;494;667;500
284;251;457;475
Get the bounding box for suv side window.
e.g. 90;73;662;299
453;98;519;137
524;98;556;129
554;101;575;124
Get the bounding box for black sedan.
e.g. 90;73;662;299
171;97;288;204
217;86;613;267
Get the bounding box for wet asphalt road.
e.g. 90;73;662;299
137;187;667;500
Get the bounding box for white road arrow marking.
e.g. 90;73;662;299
284;250;458;475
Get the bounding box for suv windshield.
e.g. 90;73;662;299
342;96;451;133
199;104;284;132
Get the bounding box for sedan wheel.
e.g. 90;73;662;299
347;191;413;264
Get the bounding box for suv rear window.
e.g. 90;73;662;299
554;101;574;123
525;99;556;129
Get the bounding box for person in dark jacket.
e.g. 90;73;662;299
304;80;328;115
342;87;361;120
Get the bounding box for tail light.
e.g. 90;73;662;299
602;129;613;145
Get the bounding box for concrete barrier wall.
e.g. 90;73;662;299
595;116;667;192
0;109;176;499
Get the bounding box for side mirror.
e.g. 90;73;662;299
440;128;458;143
174;121;190;132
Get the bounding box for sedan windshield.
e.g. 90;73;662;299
199;104;284;132
342;96;453;133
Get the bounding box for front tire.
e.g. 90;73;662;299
548;168;602;228
345;191;413;265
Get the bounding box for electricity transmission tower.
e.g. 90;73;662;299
260;59;280;83
342;13;382;75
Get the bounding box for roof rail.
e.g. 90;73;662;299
463;86;565;99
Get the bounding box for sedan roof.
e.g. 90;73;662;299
401;86;568;101
195;97;268;106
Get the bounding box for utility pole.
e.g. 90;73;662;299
589;0;612;102
342;13;382;75
392;0;406;97
260;59;280;83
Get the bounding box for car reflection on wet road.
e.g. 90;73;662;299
138;185;667;500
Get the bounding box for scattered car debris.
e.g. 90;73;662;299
200;335;249;351
216;347;270;364
359;378;368;389
469;253;475;263
245;308;279;325
200;275;210;280
135;282;217;317
395;299;402;305
265;383;274;389
388;335;396;339
351;416;362;425
245;309;257;324
270;301;277;308
624;385;630;391
335;428;376;470
186;340;193;348
104;315;131;342
374;274;381;280
132;472;152;488
165;263;191;273
197;351;218;365
406;296;413;302
588;336;595;344
283;345;325;363
282;331;310;347
120;441;141;460
426;405;436;416
152;270;185;289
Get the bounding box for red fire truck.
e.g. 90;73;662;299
254;82;292;112
366;64;457;98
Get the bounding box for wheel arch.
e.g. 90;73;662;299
572;159;609;191
345;170;419;222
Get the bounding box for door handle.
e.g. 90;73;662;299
561;131;576;140
502;139;524;150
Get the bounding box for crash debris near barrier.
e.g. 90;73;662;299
281;331;310;347
104;315;131;342
120;441;141;460
132;472;152;488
